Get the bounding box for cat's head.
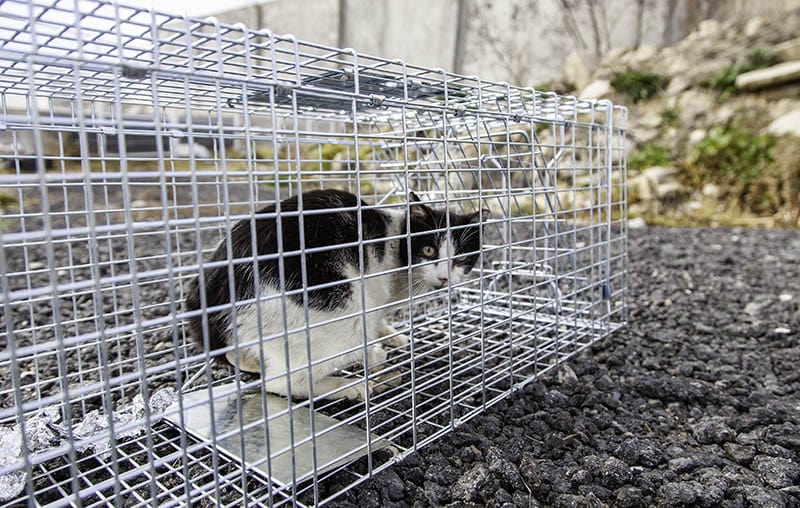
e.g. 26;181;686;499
400;192;487;291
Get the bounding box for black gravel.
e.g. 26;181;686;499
3;185;799;508
330;226;800;508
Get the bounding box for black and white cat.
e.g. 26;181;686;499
186;189;484;401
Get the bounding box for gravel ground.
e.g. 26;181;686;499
3;185;799;507
330;226;800;508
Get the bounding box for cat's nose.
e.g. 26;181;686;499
438;276;448;285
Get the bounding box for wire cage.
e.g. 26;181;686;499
0;0;628;506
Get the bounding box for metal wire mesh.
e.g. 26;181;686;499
0;0;628;505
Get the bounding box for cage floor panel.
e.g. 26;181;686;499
165;385;393;488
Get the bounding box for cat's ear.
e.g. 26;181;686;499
468;209;491;223
407;191;433;221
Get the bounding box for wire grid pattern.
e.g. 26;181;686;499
0;0;628;505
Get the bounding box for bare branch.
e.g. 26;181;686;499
453;0;471;73
662;0;680;44
635;0;646;48
585;0;603;60
558;0;588;50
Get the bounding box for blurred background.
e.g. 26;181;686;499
152;0;800;229
5;0;797;229
147;0;800;227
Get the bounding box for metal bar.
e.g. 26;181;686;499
0;1;627;506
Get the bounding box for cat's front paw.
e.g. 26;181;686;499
383;332;409;348
379;320;409;348
226;350;262;373
367;344;388;368
341;379;374;401
371;370;403;391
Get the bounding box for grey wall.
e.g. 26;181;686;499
208;0;800;86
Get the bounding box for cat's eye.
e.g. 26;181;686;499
421;245;436;258
454;256;468;264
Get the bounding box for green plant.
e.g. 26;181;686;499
660;107;681;127
610;70;667;102
710;48;779;101
710;67;741;101
628;144;672;171
744;48;779;70
358;145;376;161
318;144;346;168
0;192;16;209
306;143;379;172
686;125;779;214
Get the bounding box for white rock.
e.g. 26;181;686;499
172;142;211;158
632;166;685;203
0;139;29;156
744;17;767;37
131;199;148;208
779;293;793;302
330;150;348;172
565;51;590;90
557;364;578;385
633;128;660;144
655;181;685;199
774;327;791;334
766;109;800;137
744;302;764;315
736;61;800;91
630;174;653;201
628;217;647;229
688;129;707;147
630;44;657;63
575;174;598;187
641;166;679;182
580;80;612;100
702;183;721;198
603;47;626;65
665;76;691;96
771;98;800;118
639;112;663;129
678;90;715;125
696;19;721;38
712;103;737;125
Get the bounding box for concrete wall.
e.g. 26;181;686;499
214;0;460;71
206;0;800;86
342;0;460;71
